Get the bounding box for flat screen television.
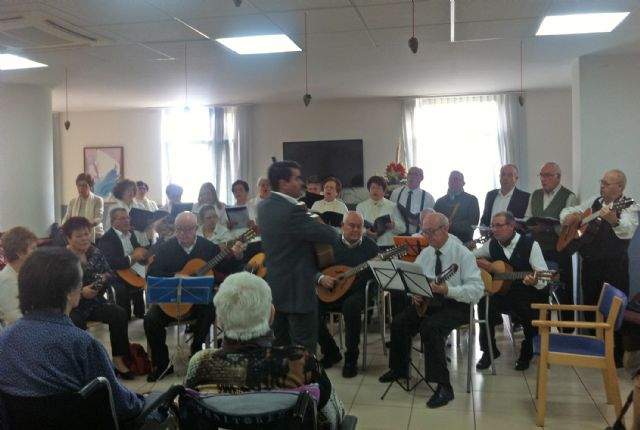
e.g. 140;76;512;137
282;139;364;188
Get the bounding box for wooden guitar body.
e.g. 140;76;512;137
556;208;595;253
480;261;513;295
247;252;267;278
317;265;356;303
158;258;213;320
116;268;146;288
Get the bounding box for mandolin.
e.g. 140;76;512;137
415;264;459;317
317;244;408;303
158;229;257;319
246;252;267;278
556;197;634;253
479;260;557;296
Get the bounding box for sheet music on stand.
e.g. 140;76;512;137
368;260;433;298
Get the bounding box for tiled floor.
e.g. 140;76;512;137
91;316;635;430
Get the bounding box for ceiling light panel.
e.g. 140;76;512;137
0;53;48;70
536;12;630;36
216;34;301;54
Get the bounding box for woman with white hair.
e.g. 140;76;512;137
185;272;343;429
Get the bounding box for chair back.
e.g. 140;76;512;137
0;377;119;430
179;389;317;430
599;283;628;330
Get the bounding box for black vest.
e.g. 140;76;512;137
489;235;534;287
580;198;630;261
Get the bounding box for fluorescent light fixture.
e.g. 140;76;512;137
216;34;301;55
536;12;629;36
0;54;48;70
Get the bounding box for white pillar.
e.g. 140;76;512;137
0;83;54;235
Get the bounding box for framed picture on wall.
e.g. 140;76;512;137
83;146;124;200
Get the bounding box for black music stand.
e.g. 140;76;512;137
369;260;431;399
147;275;215;375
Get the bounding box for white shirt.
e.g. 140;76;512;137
491;188;515;219
114;228;134;255
473;232;548;289
356;198;406;247
390;186;435;234
197;224;234;245
524;184;578;217
134;197;158;212
559;195;639;240
0;265;21;327
247;196;265;224
414;237;484;304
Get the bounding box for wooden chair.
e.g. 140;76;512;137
532;283;627;426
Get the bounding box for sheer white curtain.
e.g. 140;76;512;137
400;94;526;203
161;106;252;205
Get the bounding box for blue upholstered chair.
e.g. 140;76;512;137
531;283;627;426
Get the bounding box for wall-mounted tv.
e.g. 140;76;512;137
282;139;364;188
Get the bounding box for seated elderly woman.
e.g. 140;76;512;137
185;272;343;429
63;216;134;379
0;247;144;421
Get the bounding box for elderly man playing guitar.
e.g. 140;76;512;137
316;211;380;378
559;169;638;366
474;211;549;372
379;212;483;409
144;211;245;382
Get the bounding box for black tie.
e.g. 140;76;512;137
435;250;442;277
406;190;413;213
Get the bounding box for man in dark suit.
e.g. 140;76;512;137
98;208;148;319
258;160;337;352
480;164;530;227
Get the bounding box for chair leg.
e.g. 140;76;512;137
467;305;474;393
482;296;496;375
362;295;368;371
606;364;623;415
536;355;549;427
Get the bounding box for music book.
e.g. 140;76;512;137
299;192;324;208
364;214;392;236
171;202;195;217
129;208;170;231
368;260;405;292
146;276;215;305
368;260;434;298
226;206;250;229
396;203;420;224
314;211;344;227
393;236;428;262
522;216;560;226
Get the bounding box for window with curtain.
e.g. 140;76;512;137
402;94;525;214
161;106;251;205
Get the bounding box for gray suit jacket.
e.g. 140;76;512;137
258;193;338;313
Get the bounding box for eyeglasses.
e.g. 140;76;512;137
490;223;508;229
175;226;196;232
538;173;558;178
422;225;444;236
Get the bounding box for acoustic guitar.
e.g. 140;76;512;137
317;244;408;304
116;248;149;289
479;260;557;296
246;252;267;278
556;196;634;253
158;229;257;319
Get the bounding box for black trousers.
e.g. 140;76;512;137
317;285;368;363
479;286;543;361
70;299;129;357
388;300;469;385
113;280;145;320
581;256;629;363
272;308;318;353
143;304;215;369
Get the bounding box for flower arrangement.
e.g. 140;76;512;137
385;161;406;184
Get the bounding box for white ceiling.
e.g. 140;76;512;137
0;0;638;111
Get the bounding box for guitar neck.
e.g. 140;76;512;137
193;248;232;276
580;210;604;226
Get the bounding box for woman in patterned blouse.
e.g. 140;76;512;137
62;216;134;379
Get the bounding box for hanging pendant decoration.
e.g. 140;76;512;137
64;68;71;130
303;11;311;106
408;0;418;54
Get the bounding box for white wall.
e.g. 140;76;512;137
56;91;573;214
524;90;573;191
0;84;53;235
575;54;640;200
59;109;162;205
